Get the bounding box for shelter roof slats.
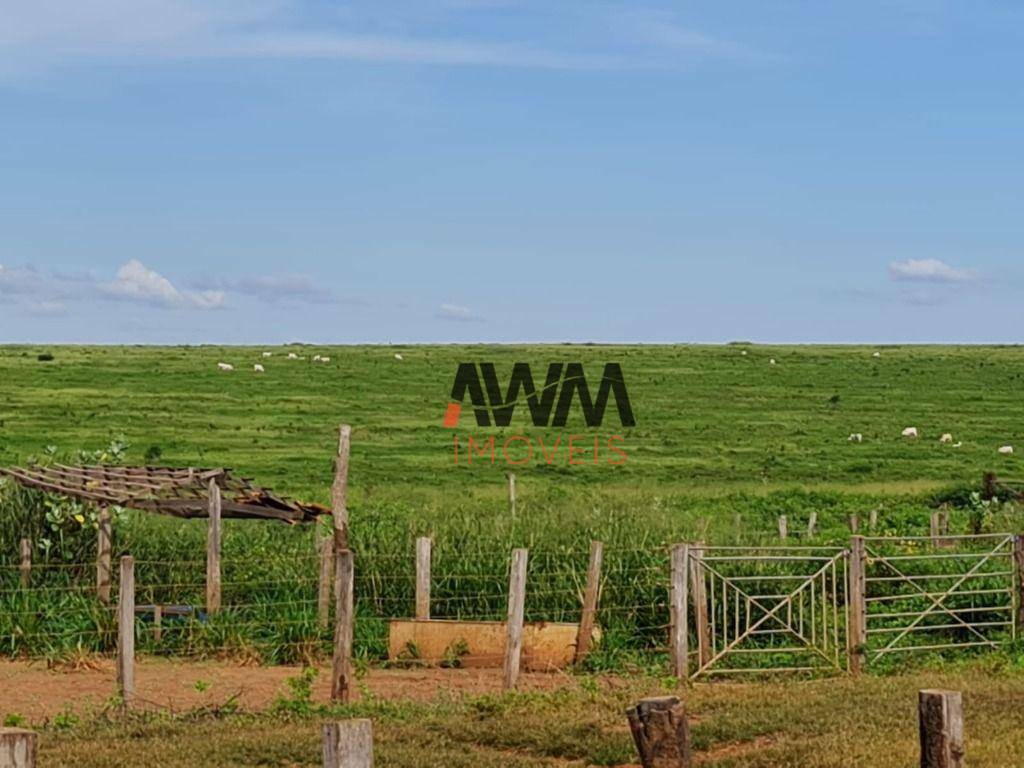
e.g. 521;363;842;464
0;465;329;525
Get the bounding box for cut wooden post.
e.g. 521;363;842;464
508;473;517;518
96;505;112;603
669;544;689;680
847;536;867;675
332;424;352;551
849;514;860;534
153;604;162;643
778;515;788;540
919;690;964;768
626;696;691;768
574;540;603;665
688;544;710;668
318;533;334;629
807;512;817;537
1014;534;1024;631
18;539;30;588
930;512;941;547
322;720;374;768
117;555;135;707
0;728;37;768
331;548;355;702
206;478;222;615
503;548;528;690
415;536;432;621
869;508;879;531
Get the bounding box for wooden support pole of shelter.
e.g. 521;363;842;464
847;536;867;675
626;696;691;768
688;543;711;669
807;512;817;537
332;424;352;551
1014;534;1024;632
18;539;30;587
117;555;135;707
574;540;603;665
919;690;965;768
331;548;355;703
323;720;374;768
508;473;516;518
415;536;432;620
669;544;689;680
503;548;528;691
206;478;222;615
318;533;334;629
778;515;788;540
0;728;37;768
96;505;112;604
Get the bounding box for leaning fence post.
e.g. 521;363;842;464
97;505;112;604
323;720;374;768
331;548;355;703
415;537;432;621
318;533;334;629
778;515;788;540
503;548;528;690
626;696;691;768
670;544;689;680
18;539;30;588
0;728;37;768
117;555;135;707
206;478;222;615
919;690;964;768
574;540;603;665
847;536;867;675
688;543;710;669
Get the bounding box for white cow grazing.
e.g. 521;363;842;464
312;355;322;362
848;433;863;443
769;358;776;365
287;352;299;360
939;433;954;444
901;427;919;439
394;353;404;361
253;364;264;373
319;356;330;363
872;351;881;358
999;445;1014;455
741;350;748;356
217;362;234;371
262;351;272;358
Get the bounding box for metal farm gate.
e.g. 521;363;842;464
679;533;1021;680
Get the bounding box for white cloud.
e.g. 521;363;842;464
102;259;225;309
888;259;975;283
437;302;480;322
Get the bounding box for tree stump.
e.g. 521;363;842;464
0;728;37;768
626;696;691;768
919;690;964;768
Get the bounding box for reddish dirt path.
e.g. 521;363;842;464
0;659;577;721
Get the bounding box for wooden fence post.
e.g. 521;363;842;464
323;720;374;768
688;544;710;669
331;548;355;703
626;696;691;768
869;509;879;532
415;537;432;620
919;690;964;768
503;548;528;690
670;544;689;680
18;539;30;587
508;473;516;518
96;506;112;604
807;512;817;537
117;555;135;707
206;478;222;615
0;728;37;768
1014;535;1024;632
847;536;866;675
332;424;352;551
930;512;940;547
318;533;334;629
849;514;860;534
574;540;603;665
778;516;788;540
153;604;162;643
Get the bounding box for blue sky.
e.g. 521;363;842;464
1;1;1022;344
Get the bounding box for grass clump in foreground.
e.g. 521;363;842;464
26;664;1024;767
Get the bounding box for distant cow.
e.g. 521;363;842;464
395;353;404;361
262;352;272;358
999;445;1014;455
253;364;265;373
939;433;953;444
848;433;863;443
217;363;234;371
901;427;919;439
287;352;299;360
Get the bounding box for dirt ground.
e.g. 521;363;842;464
0;659;577;721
